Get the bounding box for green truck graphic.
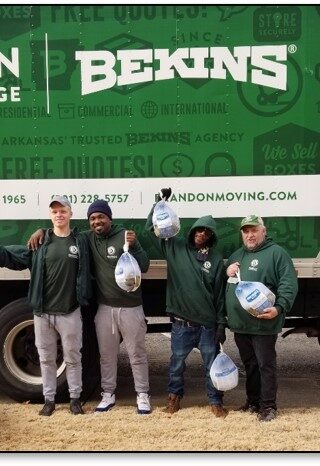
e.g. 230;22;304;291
0;5;319;402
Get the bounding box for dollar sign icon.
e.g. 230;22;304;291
160;153;194;177
173;159;182;176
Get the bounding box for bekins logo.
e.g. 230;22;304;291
201;261;211;274
125;132;191;146
1;44;288;101
107;246;116;256
69;245;78;255
68;245;79;258
75;45;288;95
249;259;259;271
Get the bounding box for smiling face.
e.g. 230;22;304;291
241;225;266;250
193;227;213;249
49;202;72;229
88;212;112;236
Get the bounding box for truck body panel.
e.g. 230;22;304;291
0;4;319;401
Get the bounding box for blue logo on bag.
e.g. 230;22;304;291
156;212;169;221
214;366;238;377
246;289;260;302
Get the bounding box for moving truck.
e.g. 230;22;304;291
0;4;319;401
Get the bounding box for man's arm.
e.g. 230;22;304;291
0;245;32;270
258;248;298;320
145;205;155;233
213;256;227;326
27;229;45;251
275;253;298;313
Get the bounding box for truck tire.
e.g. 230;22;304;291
0;298;68;403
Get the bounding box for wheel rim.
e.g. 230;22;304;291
3;319;66;385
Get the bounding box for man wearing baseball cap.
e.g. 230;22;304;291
225;215;298;422
0;196;92;416
240;215;264;229
28;198;151;416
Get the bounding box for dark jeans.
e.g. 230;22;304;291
168;322;223;406
234;333;278;410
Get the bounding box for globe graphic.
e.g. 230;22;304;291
141;101;158;119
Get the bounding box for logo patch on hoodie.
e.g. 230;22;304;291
202;261;211;273
249;259;259;271
107;246;117;259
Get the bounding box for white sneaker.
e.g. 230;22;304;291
94;392;115;413
137;393;151;415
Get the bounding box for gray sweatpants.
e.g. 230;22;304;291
34;308;82;401
94;304;149;394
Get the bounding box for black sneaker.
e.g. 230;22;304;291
258;407;277;422
39;401;55;416
237;401;260;413
70;398;84;415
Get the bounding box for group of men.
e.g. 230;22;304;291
0;187;298;422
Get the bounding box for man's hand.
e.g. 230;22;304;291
126;230;137;247
27;229;45;251
160;188;172;201
226;262;240;277
215;325;226;345
257;307;279;320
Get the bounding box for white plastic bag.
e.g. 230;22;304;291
235;271;275;317
210;344;239;391
152;199;180;239
114;233;141;292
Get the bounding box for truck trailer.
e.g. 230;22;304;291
0;4;319;402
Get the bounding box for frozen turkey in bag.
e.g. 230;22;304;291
114;236;141;292
152;199;180;239
235;272;275;317
210;344;239;391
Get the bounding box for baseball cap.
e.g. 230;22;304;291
49;195;71;208
240;215;264;230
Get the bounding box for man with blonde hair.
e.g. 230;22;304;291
0;196;92;416
28;198;151;416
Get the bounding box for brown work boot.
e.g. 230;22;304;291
211;404;228;418
163;393;181;414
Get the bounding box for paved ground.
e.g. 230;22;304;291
94;327;320;409
0;326;319;409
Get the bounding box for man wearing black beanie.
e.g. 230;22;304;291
28;199;151;415
85;199;151;415
87;199;113;222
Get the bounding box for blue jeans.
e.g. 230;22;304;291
168;322;223;405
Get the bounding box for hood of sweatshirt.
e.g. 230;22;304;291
187;215;218;248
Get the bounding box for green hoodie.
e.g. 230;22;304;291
146;210;226;328
225;237;298;335
84;224;150;308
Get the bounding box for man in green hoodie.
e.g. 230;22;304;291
225;215;298;422
28;199;151;416
85;200;151;415
146;188;228;418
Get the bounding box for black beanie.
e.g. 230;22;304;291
87;199;112;220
